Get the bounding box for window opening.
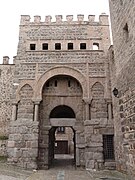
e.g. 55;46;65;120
55;80;57;87
68;80;71;87
16;103;18;121
57;127;65;133
30;44;36;50
46;81;50;87
123;23;129;42
42;43;48;50
68;43;73;50
103;135;115;160
93;43;99;50
77;82;80;87
80;43;86;49
55;43;61;50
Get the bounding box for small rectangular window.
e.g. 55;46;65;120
68;80;71;87
55;80;57;87
42;43;48;50
55;43;61;50
46;81;50;87
103;135;115;160
30;44;36;50
80;43;86;49
68;43;73;50
93;43;99;50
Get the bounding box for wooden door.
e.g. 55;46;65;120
55;140;68;154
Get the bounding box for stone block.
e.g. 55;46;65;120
93;152;103;160
7;141;15;148
105;161;116;170
26;141;31;148
85;152;93;159
31;141;38;148
26;161;37;169
28;149;38;157
45;15;52;23
91;135;103;143
84;126;93;133
66;15;73;22
88;15;95;22
86;160;95;169
84;119;100;126
87;142;103;147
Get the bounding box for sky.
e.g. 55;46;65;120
0;0;110;64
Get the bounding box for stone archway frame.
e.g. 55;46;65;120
90;80;107;99
15;80;35;102
34;66;87;100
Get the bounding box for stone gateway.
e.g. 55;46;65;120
0;14;115;170
0;3;134;177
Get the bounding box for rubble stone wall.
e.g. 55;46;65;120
0;65;15;136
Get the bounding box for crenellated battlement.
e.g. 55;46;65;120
20;13;109;26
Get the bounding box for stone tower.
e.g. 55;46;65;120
6;14;114;170
109;0;135;177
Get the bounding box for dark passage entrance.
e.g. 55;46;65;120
49;126;76;169
48;105;76;169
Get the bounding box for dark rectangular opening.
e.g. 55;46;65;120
46;81;50;87
103;135;115;160
80;43;86;49
68;43;73;50
30;44;36;50
54;80;57;87
42;43;48;50
68;80;71;87
55;43;61;50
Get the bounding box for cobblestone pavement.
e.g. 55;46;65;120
0;157;132;180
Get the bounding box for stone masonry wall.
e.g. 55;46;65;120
109;0;135;177
7;14;113;169
0;64;15;136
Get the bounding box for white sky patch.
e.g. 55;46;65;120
0;0;110;63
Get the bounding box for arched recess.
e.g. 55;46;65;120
50;105;75;118
49;105;76;127
16;81;34;101
17;84;34;119
34;66;87;100
91;82;107;119
48;105;76;168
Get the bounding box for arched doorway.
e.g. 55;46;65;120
49;105;76;169
38;75;83;169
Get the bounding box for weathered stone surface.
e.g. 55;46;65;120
0;140;8;156
109;0;135;177
0;13;115;171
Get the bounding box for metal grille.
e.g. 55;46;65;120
103;135;115;160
